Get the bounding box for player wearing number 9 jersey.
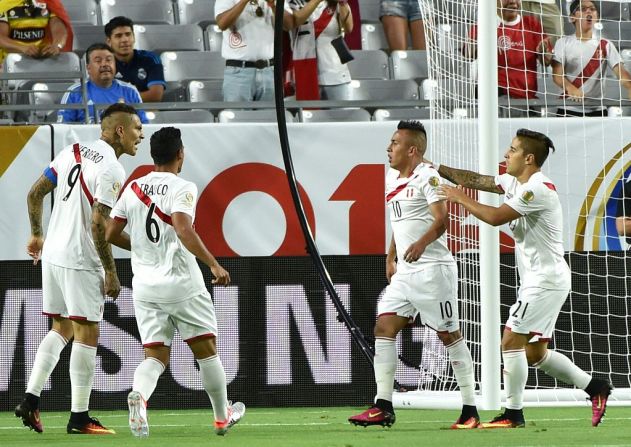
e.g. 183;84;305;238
17;103;143;435
107;127;244;438
436;128;612;428
349;121;480;430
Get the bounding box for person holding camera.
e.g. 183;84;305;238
285;0;354;100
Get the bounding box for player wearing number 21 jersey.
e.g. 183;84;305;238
437;128;612;429
349;121;479;430
107;127;244;438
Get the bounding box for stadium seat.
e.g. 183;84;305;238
218;109;294;123
162;81;189;102
3;53;81;88
348;79;419;101
372;108;431;121
360;23;387;51
348;50;390;80
358;0;381;22
161;51;225;82
601;21;631;50
299;108;371;122
177;0;217;27
100;0;175;25
133;24;204;52
145;109;214;123
594;1;631;21
391;50;429;81
15;81;77;122
63;0;100;26
205;24;223;52
72;25;106;56
188;79;224;103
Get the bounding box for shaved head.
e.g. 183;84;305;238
100;103;137;132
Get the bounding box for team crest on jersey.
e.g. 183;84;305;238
112;181;121;196
183;192;194;207
520;190;534;204
137;68;147;80
428;176;440;188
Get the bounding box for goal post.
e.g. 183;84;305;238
394;0;631;410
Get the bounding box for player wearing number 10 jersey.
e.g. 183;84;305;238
106;127;244;438
437;129;612;428
17;103;143;435
349;121;479;430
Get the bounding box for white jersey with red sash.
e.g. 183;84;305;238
553;35;623;112
41;139;124;270
385;164;455;275
110;171;206;303
495;172;571;290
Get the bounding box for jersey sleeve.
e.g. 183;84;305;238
171;182;198;217
551;37;566;65
94;165;125;209
110;188;128;221
504;181;549;216
494;173;511;193
605;39;623;71
419;167;443;205
144;52;167;89
57;87;82;123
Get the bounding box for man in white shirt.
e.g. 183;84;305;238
215;0;293;101
436;129;612;428
17;103;143;435
552;0;631;116
348;121;480;430
106;127;245;437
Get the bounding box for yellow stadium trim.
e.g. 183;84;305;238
0;126;39;177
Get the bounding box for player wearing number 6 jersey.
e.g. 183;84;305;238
349;121;480;430
435;129;612;428
106;127;245;438
17;103;143;435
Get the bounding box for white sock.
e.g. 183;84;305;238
446;338;476;406
133;357;165;402
26;330;67;397
374;337;397;403
502;349;528;410
533;350;591;390
69;342;97;413
197;355;228;422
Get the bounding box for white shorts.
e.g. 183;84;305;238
506;286;569;342
377;264;460;333
134;291;218;347
42;261;105;322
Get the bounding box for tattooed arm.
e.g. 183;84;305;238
437;165;504;194
26;175;55;264
92;201;124;299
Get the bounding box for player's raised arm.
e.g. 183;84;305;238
172;212;230;285
433;163;503;194
26;175;56;264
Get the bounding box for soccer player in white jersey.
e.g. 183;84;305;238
348;121;480;430
552;0;631;117
17;103;143;434
106;127;245;438
436;129;612;428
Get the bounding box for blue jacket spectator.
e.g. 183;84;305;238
105;16;166;103
58;43;148;123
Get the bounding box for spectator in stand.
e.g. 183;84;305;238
286;0;354;100
58;43;148;124
215;0;293;102
104;16;166;103
466;0;551;100
380;0;425;51
521;0;564;46
616;174;631;245
0;0;73;65
552;0;631;117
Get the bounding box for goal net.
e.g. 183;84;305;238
394;0;631;409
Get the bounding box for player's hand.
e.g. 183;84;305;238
438;184;466;204
21;45;41;58
104;270;121;299
39;43;61;58
26;235;44;265
566;86;584;102
210;263;231;285
385;257;397;283
403;241;425;263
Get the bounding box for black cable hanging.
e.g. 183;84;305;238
271;0;375;366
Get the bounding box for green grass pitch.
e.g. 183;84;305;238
1;406;630;446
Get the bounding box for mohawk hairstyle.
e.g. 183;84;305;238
101;103;137;121
397;120;427;137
